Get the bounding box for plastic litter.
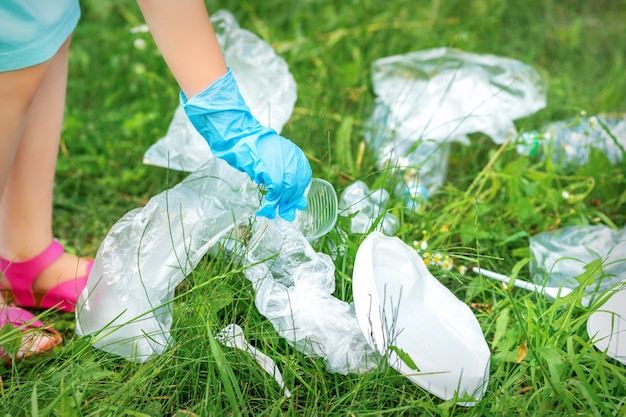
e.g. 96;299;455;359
472;225;625;306
472;267;573;300
530;225;626;294
143;9;297;172
216;323;291;397
243;217;379;375
516;113;626;166
587;285;626;366
365;103;450;207
75;157;261;361
352;232;490;405
338;181;399;235
293;178;338;241
368;47;547;146
365;47;546;202
76;154;367;371
475;263;626;366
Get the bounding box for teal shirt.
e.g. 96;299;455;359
0;0;80;71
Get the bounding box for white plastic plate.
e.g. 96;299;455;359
587;286;626;366
352;232;490;405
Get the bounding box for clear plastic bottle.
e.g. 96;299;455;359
516;114;626;166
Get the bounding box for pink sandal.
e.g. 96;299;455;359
0;306;62;361
0;239;93;313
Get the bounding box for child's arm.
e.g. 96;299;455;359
136;0;312;221
136;0;227;97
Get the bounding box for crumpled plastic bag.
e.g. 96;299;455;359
365;47;546;196
338;181;399;235
517;113;626;166
530;225;626;293
368;47;547;146
143;9;297;171
76;157;261;361
365;102;452;198
244;217;378;375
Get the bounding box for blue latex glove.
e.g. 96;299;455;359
181;69;312;221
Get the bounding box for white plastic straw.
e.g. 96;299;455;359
472;267;573;300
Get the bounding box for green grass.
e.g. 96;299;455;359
2;0;626;415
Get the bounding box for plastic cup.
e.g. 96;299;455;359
293;178;338;241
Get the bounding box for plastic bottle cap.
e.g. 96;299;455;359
517;131;540;157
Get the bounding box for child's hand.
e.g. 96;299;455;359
181;69;312;221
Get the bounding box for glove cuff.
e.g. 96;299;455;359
180;68;246;110
180;67;264;147
180;68;276;178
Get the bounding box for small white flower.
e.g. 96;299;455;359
412;240;428;251
458;265;468;275
130;24;150;34
561;191;570;200
133;38;147;50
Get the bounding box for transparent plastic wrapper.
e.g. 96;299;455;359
517;114;626;166
76;157;261;361
368;47;546;146
366;100;451;202
365;47;546;200
143;9;297;171
530;225;626;293
338;181;399;235
244;217;378;375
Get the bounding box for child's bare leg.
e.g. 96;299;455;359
0;50;61;354
0;36;90;298
0;59;48;195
